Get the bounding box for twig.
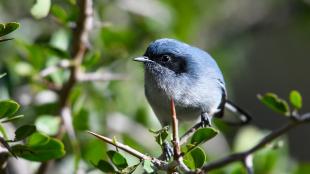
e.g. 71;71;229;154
77;72;127;82
170;98;190;172
170;98;181;160
87;131;168;169
36;1;94;174
180;122;202;145
40;60;72;77
200;113;310;173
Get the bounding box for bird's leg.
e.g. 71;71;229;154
160;141;174;161
200;112;212;127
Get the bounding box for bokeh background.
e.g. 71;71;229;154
0;0;310;173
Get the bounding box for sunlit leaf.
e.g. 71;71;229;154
107;150;128;170
0;100;20;118
14;125;36;141
0;73;6;79
12;132;65;161
0;22;20;37
121;163;140;174
1;115;24;123
183;147;206;169
31;0;51;19
290;90;302;110
149;126;169;146
258;93;290;116
35;115;61;136
191;127;218;146
143;160;154;173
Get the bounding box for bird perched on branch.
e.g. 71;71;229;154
134;38;250;127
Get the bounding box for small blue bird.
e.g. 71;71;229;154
134;38;250;127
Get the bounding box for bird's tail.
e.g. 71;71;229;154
223;100;252;125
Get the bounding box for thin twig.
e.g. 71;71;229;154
40;60;72;77
87;131;168;169
77;72;127;82
180;122;202;145
170;98;181;160
36;1;94;174
200;113;310;173
170;98;190;172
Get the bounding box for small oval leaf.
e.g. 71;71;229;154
12;132;65;161
258;93;290;116
31;0;51;19
107;150;128;170
143;160;154;173
14;125;36;141
183;147;206;169
0;73;6;79
191;127;218;146
0;22;20;37
0;100;20;118
290;90;302;110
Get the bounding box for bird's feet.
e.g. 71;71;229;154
162;141;174;161
200;112;212;127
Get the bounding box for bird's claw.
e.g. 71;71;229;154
162;141;174;161
201;113;211;127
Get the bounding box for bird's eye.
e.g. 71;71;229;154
160;55;171;62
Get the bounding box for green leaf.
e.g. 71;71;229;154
191;127;218;146
92;160;115;173
290;90;302;110
14;125;36;141
0;22;20;37
51;5;68;23
0;73;7;79
73;109;89;131
12;132;65;161
121;163;140;174
0;100;20;119
1;115;24;123
258;93;290;116
183;147;206;169
31;0;51;19
143;160;154;173
35;115;60;136
149;126;169;146
107;150;128;170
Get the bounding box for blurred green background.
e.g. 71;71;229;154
1;0;310;173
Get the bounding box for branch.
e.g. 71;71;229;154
37;0;94;173
200;113;310;173
170;98;190;172
39;60;72;77
77;72;127;82
170;98;181;160
180;122;202;145
87;131;168;169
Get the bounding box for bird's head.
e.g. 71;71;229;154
134;38;196;75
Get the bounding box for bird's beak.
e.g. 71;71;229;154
133;56;153;63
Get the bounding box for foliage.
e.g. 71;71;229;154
0;0;310;174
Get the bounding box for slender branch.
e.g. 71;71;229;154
200;113;310;173
170;98;181;160
87;131;168;169
37;1;94;174
40;60;72;78
180;122;202;145
170;98;190;172
77;72;127;82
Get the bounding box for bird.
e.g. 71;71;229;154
134;38;250;127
